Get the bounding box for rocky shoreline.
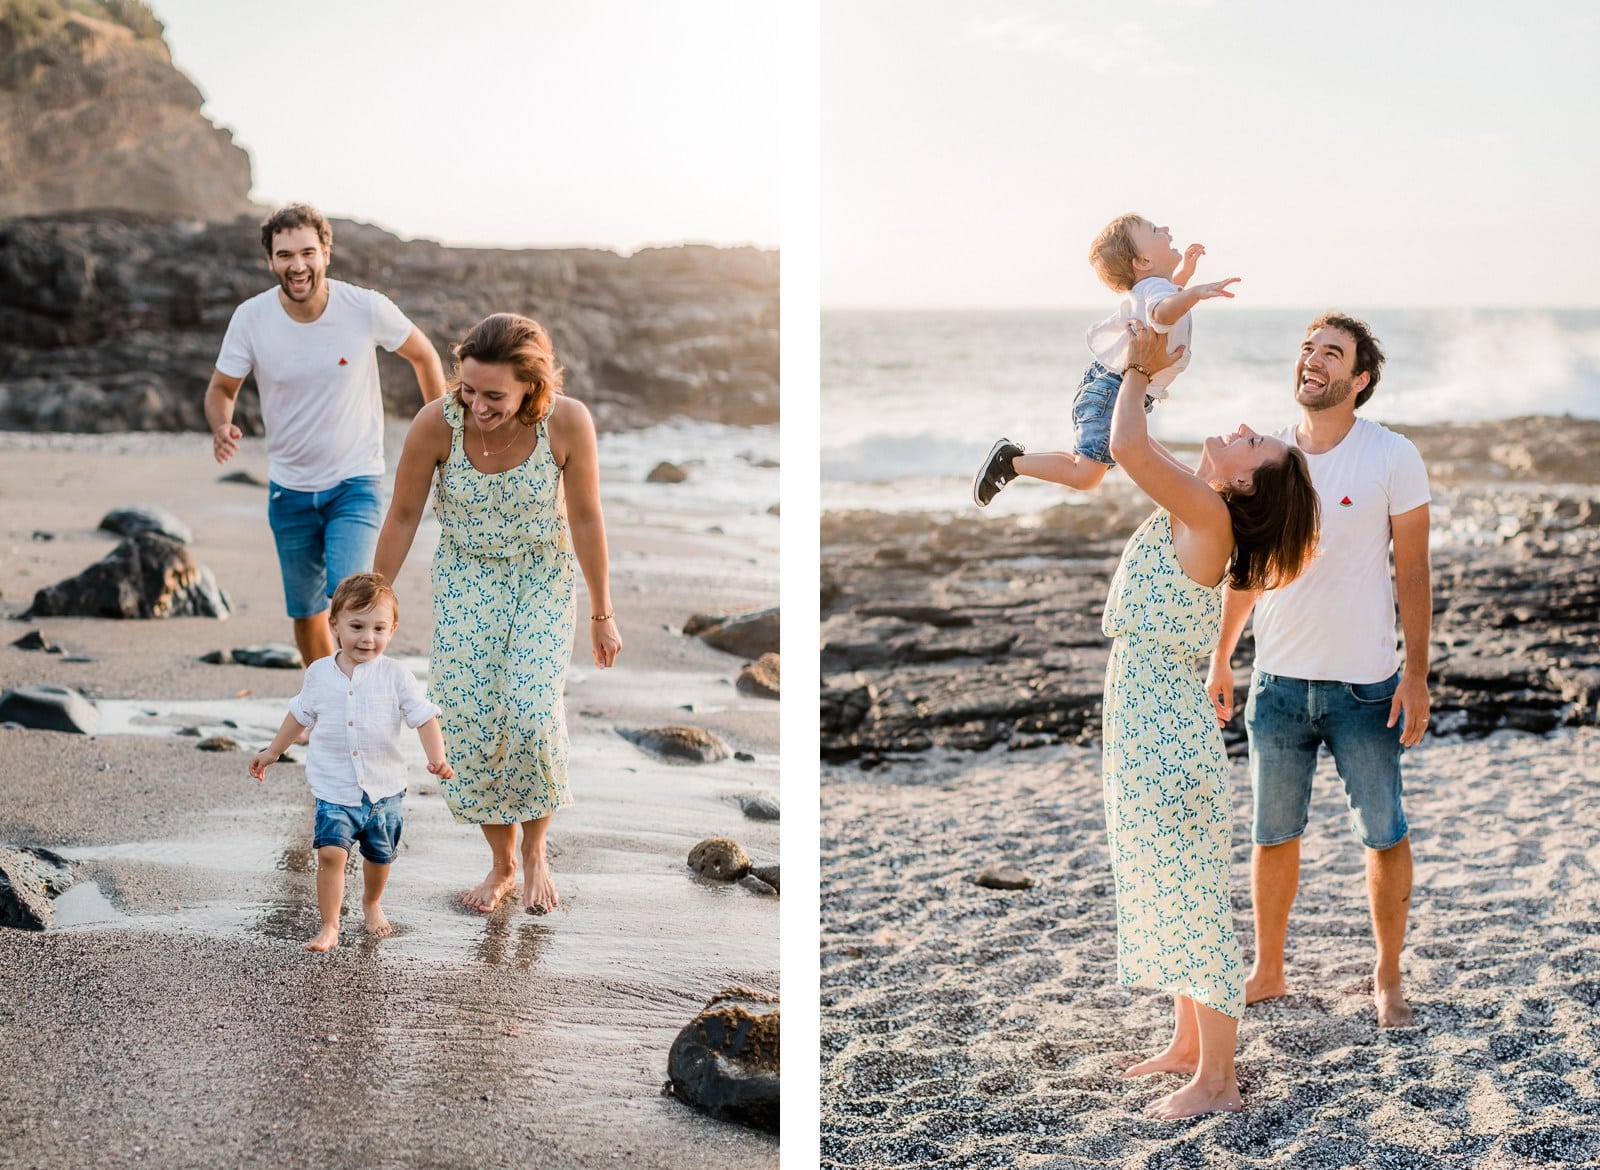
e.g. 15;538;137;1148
821;416;1600;766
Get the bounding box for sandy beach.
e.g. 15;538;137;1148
0;420;779;1169
821;731;1600;1168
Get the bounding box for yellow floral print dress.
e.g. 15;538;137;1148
428;396;575;824
1100;510;1244;1019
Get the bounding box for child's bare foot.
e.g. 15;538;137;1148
303;925;340;952
1122;1044;1199;1078
1245;967;1286;1004
462;864;518;913
1144;1080;1242;1120
363;903;393;938
522;851;559;915
1375;981;1414;1028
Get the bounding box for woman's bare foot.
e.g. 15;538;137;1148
363;902;394;938
1375;981;1414;1028
1144;1080;1242;1120
303;925;340;952
1245;967;1286;1004
1122;1045;1199;1078
462;864;518;913
522;851;559;915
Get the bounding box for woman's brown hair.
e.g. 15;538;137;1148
1222;447;1320;592
449;313;565;426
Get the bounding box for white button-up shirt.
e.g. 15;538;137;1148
287;655;440;806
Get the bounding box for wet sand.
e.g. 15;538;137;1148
821;732;1600;1168
0;422;779;1169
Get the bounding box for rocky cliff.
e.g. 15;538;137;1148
0;2;254;220
0;211;779;430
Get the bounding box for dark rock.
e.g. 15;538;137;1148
738;795;780;821
0;215;776;432
199;650;227;664
819;438;1600;761
25;532;229;619
647;461;689;483
0;685;98;733
688;838;750;882
11;630;59;653
736;652;780;699
975;866;1036;891
692;606;779;659
619;725;732;764
30;531;54;541
0;846;74;932
734;751;755;763
196;736;238;752
665;987;779;1133
227;644;302;669
98;505;193;544
748;864;779;893
219;469;269;486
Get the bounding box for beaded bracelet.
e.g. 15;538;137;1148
591;612;615;622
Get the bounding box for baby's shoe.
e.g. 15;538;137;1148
972;438;1024;507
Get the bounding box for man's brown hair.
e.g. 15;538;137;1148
260;202;333;255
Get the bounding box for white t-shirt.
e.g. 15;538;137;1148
1252;418;1431;684
287;654;440;806
1084;275;1192;399
216;279;415;491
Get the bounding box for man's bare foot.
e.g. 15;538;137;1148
1375;982;1414;1028
1122;1046;1199;1079
1144;1080;1243;1120
303;925;339;952
522;852;559;915
462;865;518;913
1245;968;1286;1004
363;903;393;938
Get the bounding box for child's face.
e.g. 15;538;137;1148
331;601;396;666
1129;219;1181;279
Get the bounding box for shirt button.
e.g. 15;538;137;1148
348;721;354;727
351;750;358;756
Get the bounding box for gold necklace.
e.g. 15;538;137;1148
474;413;524;457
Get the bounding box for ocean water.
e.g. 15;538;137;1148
822;308;1600;515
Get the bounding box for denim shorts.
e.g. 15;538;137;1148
1245;670;1408;850
267;475;383;619
1071;361;1155;466
313;792;405;865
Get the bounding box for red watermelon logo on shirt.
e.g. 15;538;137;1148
1340;495;1353;507
338;357;348;365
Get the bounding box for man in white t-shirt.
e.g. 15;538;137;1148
203;203;446;667
1205;312;1432;1029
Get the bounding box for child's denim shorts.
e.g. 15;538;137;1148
1071;361;1155;466
313;792;405;864
1245;670;1408;850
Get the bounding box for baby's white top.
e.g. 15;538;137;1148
1085;275;1192;398
287;654;440;805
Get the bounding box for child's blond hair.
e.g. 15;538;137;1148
330;572;399;623
1088;213;1146;293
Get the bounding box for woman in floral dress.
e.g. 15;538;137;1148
376;313;621;915
1099;322;1318;1118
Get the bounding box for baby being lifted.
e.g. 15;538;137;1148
973;214;1239;505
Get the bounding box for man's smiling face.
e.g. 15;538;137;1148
1295;325;1368;412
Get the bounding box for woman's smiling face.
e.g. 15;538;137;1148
457;357;530;431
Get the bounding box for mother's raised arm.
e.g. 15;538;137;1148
1108;322;1228;534
374;399;451;584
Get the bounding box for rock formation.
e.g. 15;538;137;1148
0;2;254;220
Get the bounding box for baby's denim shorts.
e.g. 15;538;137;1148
1071;361;1155;466
313;791;405;865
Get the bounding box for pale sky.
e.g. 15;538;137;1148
823;0;1600;308
149;0;779;251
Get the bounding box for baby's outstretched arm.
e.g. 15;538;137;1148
416;716;454;779
1174;243;1205;287
249;711;309;780
1149;278;1240;327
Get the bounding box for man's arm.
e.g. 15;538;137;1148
204;369;247;464
1389;503;1432;746
396;328;447;404
1206;586;1260;726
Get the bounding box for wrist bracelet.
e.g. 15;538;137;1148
1126;363;1153;379
591;612;614;622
